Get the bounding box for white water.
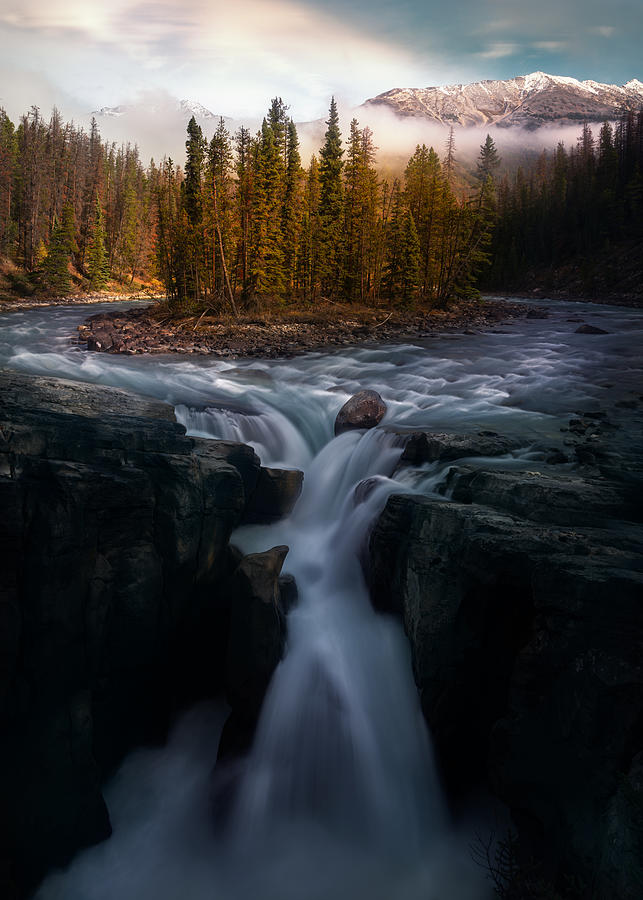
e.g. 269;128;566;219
2;298;642;899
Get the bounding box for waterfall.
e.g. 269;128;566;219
35;410;485;900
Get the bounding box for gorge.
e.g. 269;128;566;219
0;298;641;899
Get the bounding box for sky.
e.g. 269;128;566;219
0;0;641;157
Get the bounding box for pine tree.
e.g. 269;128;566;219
446;176;495;303
0;108;17;255
183;116;206;300
43;217;72;294
282;118;303;296
404;144;450;300
299;155;321;301
444;126;456;185
234;126;253;300
61;201;78;258
477;134;501;183
343;118;363;301
318;97;344;297
208;117;236;308
86;197;109;289
358;126;380;301
383;182;419;303
267;98;289;170
155;157;183;308
251;119;285;298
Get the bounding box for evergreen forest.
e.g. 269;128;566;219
1;99;641;309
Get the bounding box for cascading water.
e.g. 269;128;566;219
2;298;642;899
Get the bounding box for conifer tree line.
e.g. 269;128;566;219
0;99;503;306
155;97;497;311
3;100;641;306
486;110;643;288
0;106;155;294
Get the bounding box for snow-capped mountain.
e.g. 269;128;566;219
93;105;128;118
364;72;643;128
92;99;218;122
178;99;217;120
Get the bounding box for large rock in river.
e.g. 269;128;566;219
334;389;386;435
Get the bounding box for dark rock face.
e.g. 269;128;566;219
242;467;303;523
0;371;300;898
334;390;386;435
225;545;289;720
369;462;643;896
445;466;633;525
218;546;290;762
398;429;519;465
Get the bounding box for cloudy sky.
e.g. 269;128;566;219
0;0;640;123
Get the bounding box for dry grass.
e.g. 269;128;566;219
147;296;469;332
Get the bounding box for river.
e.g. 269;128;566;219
1;298;641;900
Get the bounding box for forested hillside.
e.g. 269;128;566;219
486;111;643;299
1;100;641;309
0;107;155;297
0;100;496;308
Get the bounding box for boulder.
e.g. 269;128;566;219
334;389;386;435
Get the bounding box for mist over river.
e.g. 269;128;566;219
1;298;641;900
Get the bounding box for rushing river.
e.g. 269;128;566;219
1;298;642;900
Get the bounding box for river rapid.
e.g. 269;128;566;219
1;298;641;900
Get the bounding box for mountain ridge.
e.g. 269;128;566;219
363;71;643;128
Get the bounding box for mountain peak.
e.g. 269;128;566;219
178;100;216;120
92;99;218;122
364;72;643;128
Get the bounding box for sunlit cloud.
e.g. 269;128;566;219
478;43;520;60
0;0;435;119
532;41;568;52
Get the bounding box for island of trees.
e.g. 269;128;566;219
0;98;641;311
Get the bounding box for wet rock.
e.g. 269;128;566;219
224;546;289;726
526;308;549;319
399;429;518;466
569;417;591;434
545;450;568;465
86;329;114;351
445;466;631;526
334;389;386;435
0;370;252;896
368;479;643;895
243;466;303;524
193;438;261;502
278;574;299;615
575;324;609;335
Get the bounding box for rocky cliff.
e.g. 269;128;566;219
0;370;301;898
369;430;643;897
